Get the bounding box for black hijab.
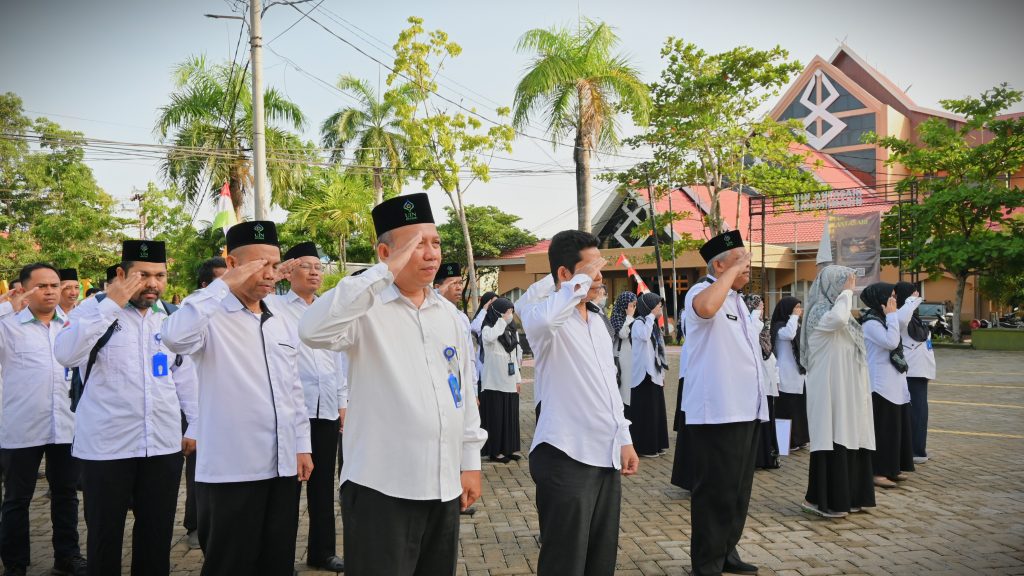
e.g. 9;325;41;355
635;292;668;373
770;296;805;374
895;281;930;342
483;297;518;355
859;282;908;373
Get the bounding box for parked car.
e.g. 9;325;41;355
917;302;947;321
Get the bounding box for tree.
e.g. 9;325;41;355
287;168;375;269
871;84;1024;342
388;17;516;313
512;19;650;232
617;40;819;235
321;75;414;206
156;55;310;219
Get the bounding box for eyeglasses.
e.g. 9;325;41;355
296;264;323;272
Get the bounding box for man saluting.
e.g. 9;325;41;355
300;193;487;576
162;221;312;576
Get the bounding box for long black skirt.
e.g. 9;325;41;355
628;377;670;456
775;390;810;448
754;396;780;469
480;389;521;459
805;443;876;514
871;392;915;479
670;378;693;490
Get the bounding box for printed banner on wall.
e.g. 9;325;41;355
830;212;880;290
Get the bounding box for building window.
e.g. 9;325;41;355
826;113;876;148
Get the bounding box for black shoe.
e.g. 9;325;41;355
508;454;522;461
3;566;27;576
307;555;345;572
723;558;758;575
460;506;476;516
52;554;87;576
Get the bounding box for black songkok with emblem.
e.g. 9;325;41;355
122;240;167;263
226;221;280;252
371;193;434;237
434;262;461;284
58;268;79;282
699;230;744;263
284;241;319;261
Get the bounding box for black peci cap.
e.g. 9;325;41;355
122;240;167;263
699;230;744;263
226;221;280;251
283;241;319;261
371;193;434;237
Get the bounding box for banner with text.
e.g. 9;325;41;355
830;212;880;290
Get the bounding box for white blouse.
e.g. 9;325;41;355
774;315;805;394
898;297;937;380
615;317;634;405
630;315;664;387
480;318;523;394
862;311;911;405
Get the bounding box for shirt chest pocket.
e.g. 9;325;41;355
12;333;49;369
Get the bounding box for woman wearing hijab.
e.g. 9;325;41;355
771;297;810;450
479;297;523;463
471;291;500;394
629;292;670;457
894;282;936;464
801;265;875;518
746;294;781;470
859;282;915;488
610;292;638;413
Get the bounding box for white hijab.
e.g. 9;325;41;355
801;265;865;367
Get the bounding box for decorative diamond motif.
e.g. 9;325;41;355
800;70;847;149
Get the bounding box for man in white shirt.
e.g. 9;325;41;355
299;193;487;576
517;229;639;576
683;230;765;576
0;263;85;576
54;241;198;576
265;241;345;574
162;221;312;576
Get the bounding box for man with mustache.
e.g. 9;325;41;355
162;221;312;576
300;193;487;576
0;263;85;576
54;240;199;576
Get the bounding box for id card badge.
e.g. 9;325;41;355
64;367;72;381
926;338;933;350
152;352;169;378
507;361;516;376
447;373;463;408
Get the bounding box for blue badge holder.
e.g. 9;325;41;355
152;352;169;377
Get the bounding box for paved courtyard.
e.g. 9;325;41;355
11;348;1024;575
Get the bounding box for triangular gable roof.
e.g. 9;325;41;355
769;54;885;123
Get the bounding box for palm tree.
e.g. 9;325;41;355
157;55;308;220
513;19;650;232
321;76;414;206
288;168;375;269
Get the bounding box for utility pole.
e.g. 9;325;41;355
644;167;666;299
667;185;678;320
130;188;147;239
249;0;269;220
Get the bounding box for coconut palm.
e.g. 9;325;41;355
513;19;650;232
157;55;309;219
288;168;375;269
321;75;415;206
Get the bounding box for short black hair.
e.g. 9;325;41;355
197;257;227;289
548;230;599;280
18;262;59;286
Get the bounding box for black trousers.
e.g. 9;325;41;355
340;481;459;576
907;377;929;458
530;443;621;576
196;476;300;576
0;444;80;569
302;418;339;564
871;393;915;479
689;421;759;576
181;413;197;532
81;452;183;576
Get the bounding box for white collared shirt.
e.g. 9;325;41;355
862;311;910;405
54;297;198;460
774;315;805;394
0;307;75;448
630;315;664;387
298;263;487;502
898;297;936;380
265;291;345;420
518;274;631;470
682;276;768;424
480;318;522;393
161;278;311;482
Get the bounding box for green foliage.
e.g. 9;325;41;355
436;204;538;265
321;75;415;205
613;40;818;234
285;168;375;267
0;97;129;283
156;55;311;217
871;84;1024;341
628;208;703;263
513;18;649;231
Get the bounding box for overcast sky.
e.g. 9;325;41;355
3;0;1022;239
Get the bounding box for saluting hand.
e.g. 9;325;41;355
220;259;268;293
297;453;314;482
884;295;898;315
576;255;606;281
106;272;143;308
8;287;38;312
272;258;299;283
843;273;856;292
626;300;636;318
383;232;423;278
